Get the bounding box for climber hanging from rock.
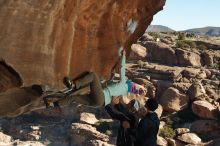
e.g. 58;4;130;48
0;48;145;117
48;48;146;108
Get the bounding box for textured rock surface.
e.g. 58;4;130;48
191;120;220;134
0;61;22;92
160;87;189;112
0;0;165;88
177;133;201;145
176;48;202;67
80;112;98;125
187;81;207;100
143;42;178;65
176;128;190;135
71;123;111;145
192;100;216;119
0;132;44;146
129;44;147;60
157;136;168;146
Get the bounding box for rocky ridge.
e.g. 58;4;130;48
0;32;219;146
128;32;220;146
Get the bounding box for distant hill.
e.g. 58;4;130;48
183;26;220;36
146;25;175;32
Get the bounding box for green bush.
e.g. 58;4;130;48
198;44;208;51
148;32;160;40
176;41;190;48
137;60;145;68
185;40;197;48
178;33;185;40
176;40;197;49
159;124;176;138
159;118;176;138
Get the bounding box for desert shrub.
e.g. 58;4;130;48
159;119;176;138
176;41;190;48
137;60;145;68
198;44;208;51
212;64;219;70
184;40;197;48
176;40;197;49
148;32;160;40
178;33;185;40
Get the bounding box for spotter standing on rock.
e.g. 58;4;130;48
105;97;139;146
135;98;160;146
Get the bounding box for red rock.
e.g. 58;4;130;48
144;42;178;65
0;0;165;88
176;49;202;67
160;87;189;112
192;100;216;119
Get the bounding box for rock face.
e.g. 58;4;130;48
176;49;202;67
177;133;201;145
192;100;216;119
160;87;189;112
187;81;207;100
0;132;44;146
0;61;22;92
0;0;165;88
71;123;111;146
144;42;178;65
191;120;220;135
129;44;147;60
176;128;190;135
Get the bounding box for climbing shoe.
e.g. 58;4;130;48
63;76;73;89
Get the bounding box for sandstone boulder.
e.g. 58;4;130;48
13;141;45;146
177;133;201;145
0;132;44;146
176;128;190;135
87;140;115;146
153;80;173;98
0;132;12;143
183;68;200;79
71;123;110;146
155;104;163;118
160;87;189;112
187;81;207;100
80;112;99;125
157;136;168;146
0;0;165;88
192;100;216;119
191;120;220;134
139;33;154;42
183;68;207;80
0;87;44;117
202;51;214;66
176;49;201;67
172;82;192;93
144;42;178;65
129;44;147;60
0;61;22;92
166;138;176;146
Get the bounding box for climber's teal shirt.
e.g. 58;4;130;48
103;54;128;105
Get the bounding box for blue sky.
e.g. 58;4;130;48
151;0;220;31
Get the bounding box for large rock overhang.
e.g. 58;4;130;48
0;0;166;88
